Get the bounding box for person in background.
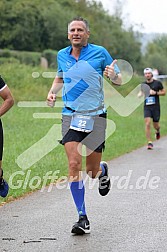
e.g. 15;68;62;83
138;68;166;150
47;17;122;235
0;75;14;197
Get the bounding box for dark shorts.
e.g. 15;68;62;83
0;119;3;161
144;106;160;122
61;113;107;153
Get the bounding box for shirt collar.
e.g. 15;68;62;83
66;44;89;55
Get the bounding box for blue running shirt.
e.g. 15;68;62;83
57;43;120;115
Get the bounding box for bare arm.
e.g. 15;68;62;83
138;87;166;97
0;86;14;117
157;88;166;96
47;76;63;107
137;90;144;98
146;88;166;96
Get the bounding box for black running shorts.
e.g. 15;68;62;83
144;106;160;122
61;113;107;153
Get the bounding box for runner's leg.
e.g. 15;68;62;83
64;141;86;216
144;117;152;142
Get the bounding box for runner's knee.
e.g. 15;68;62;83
68;159;81;173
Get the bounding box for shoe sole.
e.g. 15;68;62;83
71;226;90;235
147;147;153;150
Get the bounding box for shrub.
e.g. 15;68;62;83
13;51;41;66
0;49;11;58
42;49;58;68
0;49;41;66
0;57;20;65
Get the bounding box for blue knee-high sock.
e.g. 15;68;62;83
69;180;86;216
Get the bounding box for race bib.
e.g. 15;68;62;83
70;114;94;132
146;97;155;105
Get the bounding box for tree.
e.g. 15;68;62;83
144;35;167;74
0;0;47;51
0;0;143;72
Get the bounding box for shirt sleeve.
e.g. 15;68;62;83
158;81;164;90
0;76;7;91
56;53;63;78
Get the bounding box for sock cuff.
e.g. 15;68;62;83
69;180;84;189
99;163;106;178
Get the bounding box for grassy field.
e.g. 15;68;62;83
0;63;167;204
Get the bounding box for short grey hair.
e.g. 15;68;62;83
68;17;90;32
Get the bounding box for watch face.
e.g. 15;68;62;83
112;73;118;81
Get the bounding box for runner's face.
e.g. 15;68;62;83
68;21;90;47
144;72;153;81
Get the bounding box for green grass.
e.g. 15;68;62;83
0;62;167;204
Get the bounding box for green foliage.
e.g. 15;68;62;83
0;57;20;65
0;49;41;66
144;34;167;74
0;49;11;58
0;0;47;51
40;0;75;51
0;0;143;70
0;62;52;101
3;0;167;75
42;49;58;68
14;51;41;66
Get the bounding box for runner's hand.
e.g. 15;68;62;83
104;59;117;80
150;89;156;95
47;93;56;107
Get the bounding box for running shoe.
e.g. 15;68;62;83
99;161;111;196
155;130;160;140
0;179;9;198
71;215;90;235
147;141;153;150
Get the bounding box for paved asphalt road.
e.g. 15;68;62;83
1;137;167;252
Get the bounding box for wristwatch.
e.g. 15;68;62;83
110;73;118;81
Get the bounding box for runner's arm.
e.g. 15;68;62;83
47;76;63;107
157;88;166;96
0;86;14;117
137;90;144;98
